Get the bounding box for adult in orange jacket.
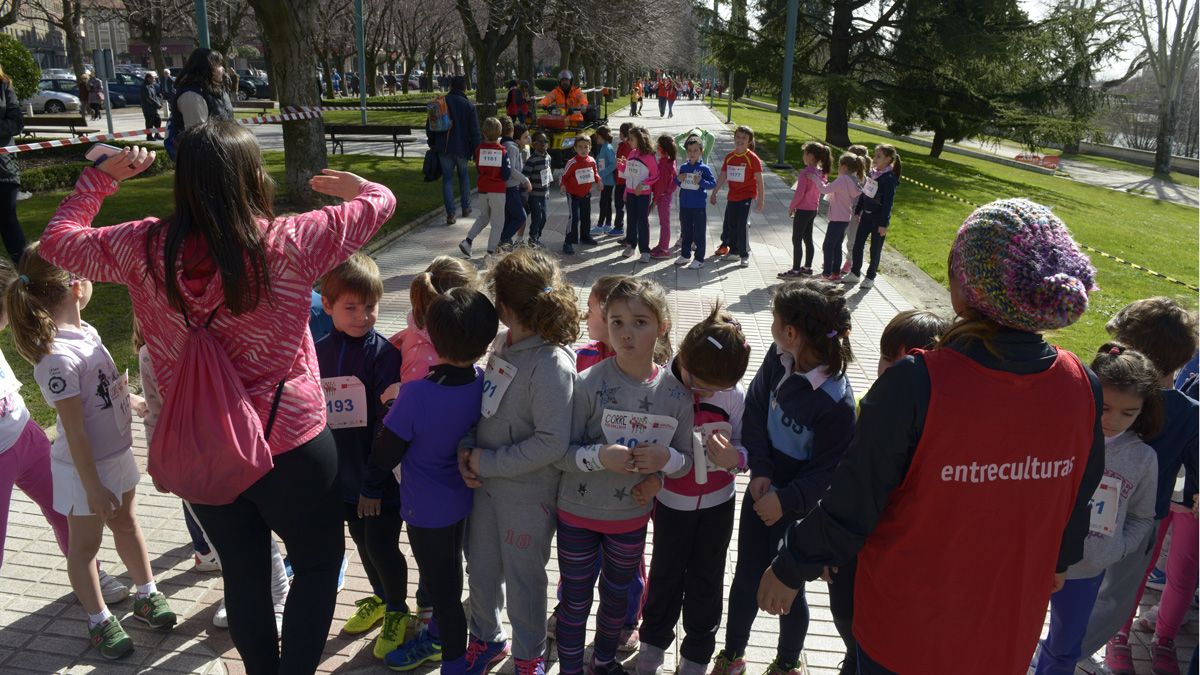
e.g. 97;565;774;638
539;70;588;124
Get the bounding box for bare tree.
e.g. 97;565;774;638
210;0;254;61
311;0;353;97
455;0;529;116
28;0;86;79
87;0;192;73
0;1;21;28
1127;0;1199;176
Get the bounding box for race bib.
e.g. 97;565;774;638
1088;475;1122;536
322;376;368;429
575;167;595;184
111;370;132;431
625;160;648;188
481;355;517;418
863;177;878;198
540;167;553;186
478;148;503;168
692;421;733;484
601;409;678;448
727;165;747;183
680;172;701;190
598;158;606;172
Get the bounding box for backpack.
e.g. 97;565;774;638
427;95;452;133
146;309;284;505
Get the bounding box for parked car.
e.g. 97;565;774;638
40;78;128;109
237;76;273;100
42;68;73;79
22;83;80;113
105;73;145;101
236;68;268;82
168;67;182;79
115;64;146;79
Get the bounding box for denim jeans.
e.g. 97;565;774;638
851;219;886;279
499;186;526;245
822;221;849;276
439;152;471;217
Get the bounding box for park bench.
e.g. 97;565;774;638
21;115;100;137
233;100;278;114
325;124;419;158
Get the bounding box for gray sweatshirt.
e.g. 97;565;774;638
1068;431;1158;579
557;358;695;526
463;332;577;491
504;139;529;190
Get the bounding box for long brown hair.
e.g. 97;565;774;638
876;143;902;178
147;120;274;315
772;278;853;378
5;243;74;365
1091;343;1163;439
604;277;673;363
489;248;579;346
176;48;226;97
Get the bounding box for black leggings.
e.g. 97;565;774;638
192;428;345;675
343;502;407;610
598;184;614;227
0;183;26;263
828;557;857;675
408;520;467;661
792;209;816;270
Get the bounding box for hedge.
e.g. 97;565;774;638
17;141;171;193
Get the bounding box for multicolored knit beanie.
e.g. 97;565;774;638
950;198;1096;332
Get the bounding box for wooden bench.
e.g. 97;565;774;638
21;115;100;137
233;100;277;113
325;124;418;158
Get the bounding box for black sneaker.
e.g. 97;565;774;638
580;237;599;245
590;659;629;675
562;243;576;255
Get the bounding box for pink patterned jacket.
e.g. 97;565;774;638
40;168;397;457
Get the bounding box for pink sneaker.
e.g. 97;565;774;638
1105;633;1135;675
1151;637;1180;675
840;261;851;275
649;247;673;259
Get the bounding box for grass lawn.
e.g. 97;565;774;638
1064;152;1200;189
715;100;1199;360
321;109;426;126
5;151;440;427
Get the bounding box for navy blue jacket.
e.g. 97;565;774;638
427;90;482;160
856;170;898;228
1147;388;1199;518
743;344;857;517
315;328;402;505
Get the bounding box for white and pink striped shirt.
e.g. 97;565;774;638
40;167;397;457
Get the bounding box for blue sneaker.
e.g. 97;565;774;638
1146;567;1167;591
590;226;607;238
464;636;509;675
386;630;443;671
608;228;625;238
336;555;349;592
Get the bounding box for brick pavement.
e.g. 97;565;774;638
0;96;1193;674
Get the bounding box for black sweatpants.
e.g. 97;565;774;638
408;520;467;661
192;428;345;675
343;502;407;610
791;209;816;270
0;183;26;263
614;183;627;229
640;499;735;665
851;218;886;280
828;557;857;675
724;488;808;666
598;184;614;227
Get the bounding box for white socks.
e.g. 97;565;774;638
135;581;158;598
88;607;113;628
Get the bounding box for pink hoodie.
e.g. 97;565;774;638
389;311;439;384
626;149;659;196
789;165;825;212
652;155;678;198
814;173;863;223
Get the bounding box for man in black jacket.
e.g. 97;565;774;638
139;72;164;141
428;76;482;225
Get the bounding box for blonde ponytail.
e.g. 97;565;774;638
5;243;72;365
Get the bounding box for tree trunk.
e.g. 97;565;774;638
147;19;166;73
247;0;326;207
823;0;853;148
556;34;571;74
365;56;378;96
517;27;534;86
321;59;334;99
475;51;498;119
1153;96;1177;178
423;50;438;92
62;0;85;81
929;128;946;158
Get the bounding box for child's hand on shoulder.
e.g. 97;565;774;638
706;433;740;470
599;444;633;474
753;490;783;526
630;443;670;473
632;474;663;506
357;494;381;518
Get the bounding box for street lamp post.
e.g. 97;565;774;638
355;0;367;124
774;0;799;169
195;0;209;49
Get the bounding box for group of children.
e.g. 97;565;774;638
452;117;903;287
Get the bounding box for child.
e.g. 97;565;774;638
315;253;411;659
876;309;950;376
637;305;752;675
710;126;765;268
576;275;628;371
457;248;579;675
591;127;618;237
673;136;717;269
521;133;553;250
810;153;864;282
1145;494;1198;674
560;135;601;255
629;81;642;117
611;123;633;238
778;142;831;279
711;278;856;675
1085;297;1199;674
555;277;695;675
374;287;499;674
1033;343;1160;675
7;244;175;659
620;126;660;263
649;135;679;259
846;144;901;289
459;117;511;258
840;144;870;275
498;117;532;250
390;256;478;386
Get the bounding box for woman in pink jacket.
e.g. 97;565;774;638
650;134;679;259
39;120;396;674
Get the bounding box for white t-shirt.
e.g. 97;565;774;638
0;347;30;454
35;322;132;463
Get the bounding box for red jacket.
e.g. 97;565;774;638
615;141;631;186
474;142;509;194
561;155;599;197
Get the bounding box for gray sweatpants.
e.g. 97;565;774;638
1077;523;1157;661
466;478;558;660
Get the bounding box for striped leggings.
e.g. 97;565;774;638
556;519;647;675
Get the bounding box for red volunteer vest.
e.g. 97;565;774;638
853;347;1094;674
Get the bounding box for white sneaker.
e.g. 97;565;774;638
639;252;651;263
687;260;703;270
621;246;635;258
739;255;751;268
842;273;861;285
193;550;221;572
458;239;472;258
98;570;130;605
674;256;691;266
213;600;228;628
15;191;31;201
861;277;875;288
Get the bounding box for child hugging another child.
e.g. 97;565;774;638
457;248;580;675
636;305;752;675
315;253;415;660
712;278;856;675
391;256;478;387
778;142;831;279
812;153;865;283
839;145;869;276
1033;344;1160;675
556;277;695;675
371;287;499;674
8;244;175;659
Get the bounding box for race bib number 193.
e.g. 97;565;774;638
322;376;368;429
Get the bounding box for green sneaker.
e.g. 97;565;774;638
132;592;177;629
373;610;410;659
89;617;134;659
344;595;386;634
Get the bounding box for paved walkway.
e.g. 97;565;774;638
0;97;1194;674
